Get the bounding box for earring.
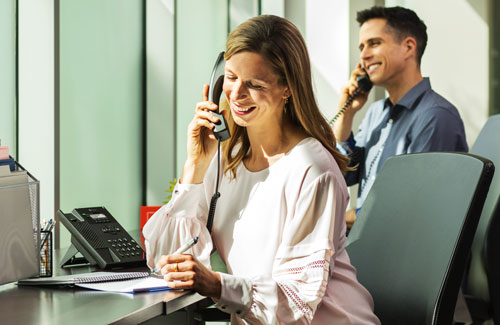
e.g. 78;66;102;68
283;97;289;113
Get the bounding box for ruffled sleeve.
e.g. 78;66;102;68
215;171;348;324
142;181;214;269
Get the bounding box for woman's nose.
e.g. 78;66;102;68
230;80;247;101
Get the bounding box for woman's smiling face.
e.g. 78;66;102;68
223;51;290;129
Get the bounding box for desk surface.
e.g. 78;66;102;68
0;234;206;325
0;282;205;324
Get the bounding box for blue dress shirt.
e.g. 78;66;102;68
338;78;468;209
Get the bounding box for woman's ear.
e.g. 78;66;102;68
283;87;291;99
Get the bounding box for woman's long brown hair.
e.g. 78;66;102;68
221;15;350;179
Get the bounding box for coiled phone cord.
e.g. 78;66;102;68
329;74;373;126
329;87;364;126
206;139;222;233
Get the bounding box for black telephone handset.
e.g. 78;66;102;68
208;52;231;142
204;52;232;233
58;207;146;269
329;71;373;125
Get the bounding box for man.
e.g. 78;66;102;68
334;6;468;228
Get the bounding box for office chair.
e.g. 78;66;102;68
346;152;494;325
463;115;500;324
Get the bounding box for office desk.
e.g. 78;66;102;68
0;235;206;324
0;283;205;324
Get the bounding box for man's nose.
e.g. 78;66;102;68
360;47;371;61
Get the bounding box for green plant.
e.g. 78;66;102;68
163;178;177;204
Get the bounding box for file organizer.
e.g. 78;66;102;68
0;159;40;284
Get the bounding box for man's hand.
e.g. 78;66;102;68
346;209;357;229
338;63;370;115
333;63;371;143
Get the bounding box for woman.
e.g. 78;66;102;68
143;15;380;324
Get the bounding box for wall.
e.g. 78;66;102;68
59;0;143;246
146;0;176;205
304;0;350;119
0;1;16;155
174;0;228;176
18;0;55;230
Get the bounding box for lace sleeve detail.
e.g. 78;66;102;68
216;255;330;323
273;252;331;323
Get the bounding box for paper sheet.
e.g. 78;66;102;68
76;276;171;293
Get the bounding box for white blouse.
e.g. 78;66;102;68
143;138;380;325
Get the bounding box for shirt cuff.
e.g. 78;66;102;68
337;132;355;157
168;182;206;217
215;272;253;318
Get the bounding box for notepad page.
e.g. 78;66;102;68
75;276;170;293
18;271;149;285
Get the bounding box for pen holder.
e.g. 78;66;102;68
40;231;53;277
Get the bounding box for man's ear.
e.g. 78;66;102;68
403;36;417;61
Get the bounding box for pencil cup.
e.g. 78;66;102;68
40;231;53;277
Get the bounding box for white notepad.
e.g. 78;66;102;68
18;271;171;293
76;276;171;293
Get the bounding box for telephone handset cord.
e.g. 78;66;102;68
329;74;373;126
206;139;221;233
329;86;364;125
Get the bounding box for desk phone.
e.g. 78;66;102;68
58;207;146;269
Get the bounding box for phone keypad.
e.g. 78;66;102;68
108;238;142;258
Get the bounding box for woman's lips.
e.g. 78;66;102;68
231;103;256;115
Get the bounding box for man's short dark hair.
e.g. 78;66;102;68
357;6;427;65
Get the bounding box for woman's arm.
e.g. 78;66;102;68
143;84;224;270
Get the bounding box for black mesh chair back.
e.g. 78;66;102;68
465;114;500;323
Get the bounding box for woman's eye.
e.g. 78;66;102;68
225;75;237;80
247;82;262;90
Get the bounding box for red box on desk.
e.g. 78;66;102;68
140;206;162;230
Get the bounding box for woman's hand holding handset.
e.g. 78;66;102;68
182;84;224;184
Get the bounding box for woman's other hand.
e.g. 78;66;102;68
156;253;222;299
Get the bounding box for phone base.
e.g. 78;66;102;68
60;243;96;268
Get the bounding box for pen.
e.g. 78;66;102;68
173;236;199;255
40;219;55;249
151;236;199;275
